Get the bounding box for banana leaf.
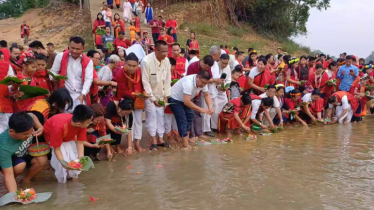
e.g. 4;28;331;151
210;139;227;145
171;79;179;85
48;71;68;80
59;156;94;171
96;134;116;145
264;84;269;89
300;80;306;85
289;110;298;117
0;77;26;85
220;83;230;90
114;126;131;134
96;28;105;36
19;85;49;100
277;126;284;131
271;127;279;133
106;42;115;51
301;102;309;106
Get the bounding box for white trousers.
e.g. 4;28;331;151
335;105;353;123
201;95;218;132
66;92;86;113
51;141;81;183
164;113;178;134
132;109;143;140
145;99;165;137
212;92;228;129
0;113;12;133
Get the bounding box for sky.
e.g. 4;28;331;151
293;0;374;58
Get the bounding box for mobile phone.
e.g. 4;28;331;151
350;69;353;72
220;73;227;79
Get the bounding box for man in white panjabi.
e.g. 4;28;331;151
212;54;231;131
201;46;224;137
141;40;171;150
50;37;93;113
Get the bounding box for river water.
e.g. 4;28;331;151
3;120;374;210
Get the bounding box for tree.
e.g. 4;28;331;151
243;0;330;38
366;51;374;63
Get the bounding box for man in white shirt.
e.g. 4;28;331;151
141;40;172;150
212;54;231;132
187;50;199;66
50;36;93;112
201;46;224;137
169;70;214;149
250;97;274;130
259;85;283;127
326;92;355;124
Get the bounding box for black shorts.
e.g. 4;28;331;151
0;155;33;172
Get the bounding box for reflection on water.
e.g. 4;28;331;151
4;119;374;210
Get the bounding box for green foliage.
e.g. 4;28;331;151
186;22;218;37
227;26;245;37
245;0;330;38
0;0;50;19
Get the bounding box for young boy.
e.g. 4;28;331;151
34;54;53;92
0;112;45;192
164;58;181;143
44;105;93;183
227;67;242;100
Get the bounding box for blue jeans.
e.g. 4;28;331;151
169;98;194;138
172;33;178;42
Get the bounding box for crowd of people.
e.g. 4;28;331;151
0;0;373;196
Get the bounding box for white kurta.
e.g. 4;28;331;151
50;141;81;183
123;2;132;21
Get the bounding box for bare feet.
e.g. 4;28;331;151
22;178;32;184
234;128;241;135
188;137;197;143
198;135;208;139
135;144;145;152
182;145;192;150
116;146;125;155
72;178;78;181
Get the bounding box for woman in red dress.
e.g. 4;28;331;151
285;58;301;88
324;61;338;105
14;57;48;112
112;13;126;39
308;63;329;99
93;13;106;49
218;93;252;139
284;89;307;126
165;27;175;58
186;32;200;58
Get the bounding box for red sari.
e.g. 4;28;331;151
93;19;106;47
349;77;368;116
309;98;324;116
133;17;141;33
286;68;299;88
14;73;45;112
218;97;251;133
246;68;273;94
112;19;125;38
308;71;329;94
189;39;200;58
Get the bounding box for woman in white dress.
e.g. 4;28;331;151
98;55;120;107
123;0;132;22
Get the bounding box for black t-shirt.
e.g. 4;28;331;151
105;101;133;127
299;65;309;81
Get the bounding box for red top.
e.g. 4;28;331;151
186;61;212;76
44;113;87;147
225;49;229;54
149;19;162;34
165;20;178;34
0;60;12;113
0;48;10;62
113;38;132;50
34;70;53;92
129;0;136;3
173;55;187;76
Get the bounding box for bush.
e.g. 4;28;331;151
189;22;217;37
0;0;50;20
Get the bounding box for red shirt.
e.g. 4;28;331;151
225;49;229;54
129;0;136;3
113;38;132;50
149;19;161;34
44;113;87;147
0;48;10;62
165;20;177;34
186;61;212;76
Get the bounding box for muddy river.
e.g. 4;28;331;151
3;120;374;210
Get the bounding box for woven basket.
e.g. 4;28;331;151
28;143;50;157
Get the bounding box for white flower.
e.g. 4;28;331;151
23;58;27;62
73;159;80;163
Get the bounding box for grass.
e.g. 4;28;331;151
226;25;245;37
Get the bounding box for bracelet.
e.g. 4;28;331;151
259;123;262;126
128;147;133;150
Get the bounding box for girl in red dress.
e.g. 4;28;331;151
284;89;307;126
308;63;329;99
34;54;53;92
285;58;301;88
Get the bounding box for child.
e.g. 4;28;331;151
218;92;252;139
84;104;112;160
299;88;324;123
13;57;47;112
164;58;181;143
105;97;134;156
129;21;136;42
158;28;166;41
132;14;141;36
34;54;53;92
227;66;242;100
284;89;308;126
0;112;45;192
44;105;94;183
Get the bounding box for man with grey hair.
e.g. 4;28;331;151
201;46;224;137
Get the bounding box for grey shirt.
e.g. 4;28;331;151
101;34;114;48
